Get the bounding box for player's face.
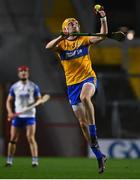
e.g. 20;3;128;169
67;20;80;33
18;70;29;81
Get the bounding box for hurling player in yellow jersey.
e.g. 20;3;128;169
46;7;108;174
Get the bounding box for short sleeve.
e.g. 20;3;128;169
9;86;15;97
34;85;41;97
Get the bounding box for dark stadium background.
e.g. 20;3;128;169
0;0;140;160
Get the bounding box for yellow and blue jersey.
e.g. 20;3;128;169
57;36;96;86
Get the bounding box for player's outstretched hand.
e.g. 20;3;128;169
93;4;106;18
98;10;106;18
7;112;15;121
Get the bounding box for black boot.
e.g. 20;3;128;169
97;154;107;174
90;136;107;174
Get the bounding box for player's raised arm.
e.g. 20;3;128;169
89;5;108;44
99;10;108;34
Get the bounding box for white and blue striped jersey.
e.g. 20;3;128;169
9;80;41;118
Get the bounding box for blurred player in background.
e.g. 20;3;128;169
46;6;108;173
6;66;41;167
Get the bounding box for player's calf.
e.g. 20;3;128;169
5;140;16;167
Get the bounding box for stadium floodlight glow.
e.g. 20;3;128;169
127;30;135;40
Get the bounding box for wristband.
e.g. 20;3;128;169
100;16;107;22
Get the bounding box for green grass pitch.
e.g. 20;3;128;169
0;157;140;179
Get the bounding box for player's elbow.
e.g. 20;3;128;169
45;43;56;51
45;43;51;49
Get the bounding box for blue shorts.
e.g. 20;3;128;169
67;77;97;105
11;117;36;128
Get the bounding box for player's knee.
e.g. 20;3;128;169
80;95;90;104
26;135;35;143
79;121;87;128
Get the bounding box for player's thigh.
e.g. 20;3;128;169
26;124;36;137
72;103;87;123
80;83;95;100
10;125;21;141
